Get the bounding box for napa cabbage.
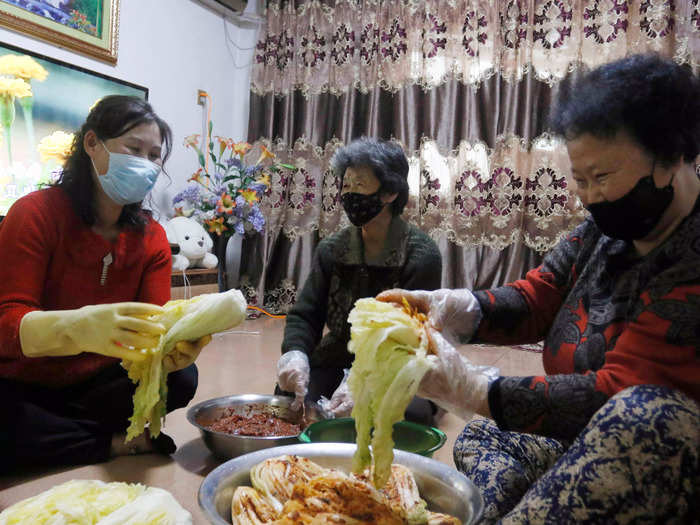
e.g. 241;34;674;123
347;298;433;488
0;480;191;525
126;289;247;441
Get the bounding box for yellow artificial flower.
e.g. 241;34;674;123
0;54;48;81
256;173;271;188
238;188;259;204
205;216;227;235
0;77;32;98
233;141;252;157
37;130;74;163
256;145;275;165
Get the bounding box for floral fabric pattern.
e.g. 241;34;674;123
258;136;584;252
253;0;698;96
455;385;700;524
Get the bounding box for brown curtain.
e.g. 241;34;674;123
241;0;698;312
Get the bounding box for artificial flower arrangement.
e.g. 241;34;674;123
173;121;294;238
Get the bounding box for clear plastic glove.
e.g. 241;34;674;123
419;329;499;422
19;302;165;361
377;288;482;345
164;334;213;373
276;350;310;410
318;369;353;418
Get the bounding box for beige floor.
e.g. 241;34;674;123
0;317;544;523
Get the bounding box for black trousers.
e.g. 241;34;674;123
0;363;197;473
277;366;437;426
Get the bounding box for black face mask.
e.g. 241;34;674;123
341;191;385;226
586;163;674;241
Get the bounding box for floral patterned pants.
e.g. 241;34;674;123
453;385;700;524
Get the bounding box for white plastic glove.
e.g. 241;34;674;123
419;329;499;422
319;369;353;418
19;302;165;361
276;350;310;410
377;288;482;345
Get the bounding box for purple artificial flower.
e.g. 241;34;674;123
234;221;246;235
172;185;200;205
245;165;263;176
227;158;243;169
248;206;266;232
248;183;267;194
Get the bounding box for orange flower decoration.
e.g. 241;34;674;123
184;134;201;149
216;193;236;215
256;145;275;164
205;217;228;236
188;168;204;184
233;142;252;157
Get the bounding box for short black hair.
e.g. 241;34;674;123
55;95;173;230
331;137;409;215
550;54;699;167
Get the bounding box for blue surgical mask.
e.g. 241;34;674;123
91;140;161;205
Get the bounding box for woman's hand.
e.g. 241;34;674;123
277;350;310;411
19;302;165;361
163;334;213;373
377;288;483;344
418;328;497;421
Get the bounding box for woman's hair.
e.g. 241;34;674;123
550;54;699;167
55;95;173;230
331;137;410;215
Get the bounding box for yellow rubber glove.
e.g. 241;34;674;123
19;302;165;361
163;334;212;373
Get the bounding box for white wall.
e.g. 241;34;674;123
0;0;259;218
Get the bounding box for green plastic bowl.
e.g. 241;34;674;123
299;417;446;457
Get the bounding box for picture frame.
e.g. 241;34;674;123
0;0;120;64
0;40;146;216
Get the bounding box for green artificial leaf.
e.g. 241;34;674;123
197;152;206;168
279;163;296;170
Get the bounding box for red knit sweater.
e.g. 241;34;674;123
0;187;171;387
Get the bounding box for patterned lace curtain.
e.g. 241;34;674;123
242;0;699;312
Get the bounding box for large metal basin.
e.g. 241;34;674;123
198;442;484;524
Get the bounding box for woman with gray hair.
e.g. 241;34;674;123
276;138;442;424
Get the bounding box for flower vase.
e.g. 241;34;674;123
225;232;244;290
214;233;244;291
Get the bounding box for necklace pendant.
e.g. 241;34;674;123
100;252;113;286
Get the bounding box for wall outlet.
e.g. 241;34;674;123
197;90;208;105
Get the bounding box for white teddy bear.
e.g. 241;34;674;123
164;216;218;271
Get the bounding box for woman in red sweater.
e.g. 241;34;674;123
380;55;700;523
0;96;210;471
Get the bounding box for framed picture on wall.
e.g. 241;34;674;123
0;40;146;216
0;0;120;64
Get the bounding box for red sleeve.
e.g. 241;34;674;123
594;284;700;400
0;195;55;360
489;282;700;441
474;225;588;344
136;220;172;306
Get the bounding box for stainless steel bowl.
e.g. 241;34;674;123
199;442;484;524
186;394;325;459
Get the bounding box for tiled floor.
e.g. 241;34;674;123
0;317;544;523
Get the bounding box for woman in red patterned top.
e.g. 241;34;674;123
0;96;210;471
380;55;699;523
